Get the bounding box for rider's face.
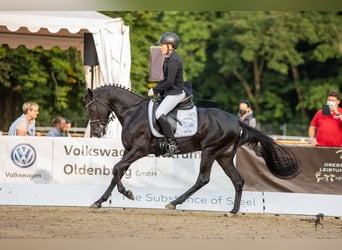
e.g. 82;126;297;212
160;44;170;55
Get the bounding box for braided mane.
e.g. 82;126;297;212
96;83;148;100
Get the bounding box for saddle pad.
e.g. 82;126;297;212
148;100;198;138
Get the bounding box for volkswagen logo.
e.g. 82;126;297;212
11;143;37;168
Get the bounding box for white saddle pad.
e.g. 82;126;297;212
148;100;198;138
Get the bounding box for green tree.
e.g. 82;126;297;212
0;45;86;131
210;11;342;126
103;11;215;93
1;11;341;137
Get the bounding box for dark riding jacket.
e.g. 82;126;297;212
153;51;184;96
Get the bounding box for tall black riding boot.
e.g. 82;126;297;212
157;114;179;156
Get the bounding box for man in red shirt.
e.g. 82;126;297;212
308;90;342;147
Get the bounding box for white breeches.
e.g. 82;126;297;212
155;91;186;119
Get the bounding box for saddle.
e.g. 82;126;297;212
148;95;198;139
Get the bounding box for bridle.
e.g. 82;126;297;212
85;97;115;136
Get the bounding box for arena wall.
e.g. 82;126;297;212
0;137;341;216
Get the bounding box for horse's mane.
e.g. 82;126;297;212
96;84;149;101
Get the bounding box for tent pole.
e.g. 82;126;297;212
90;65;94;90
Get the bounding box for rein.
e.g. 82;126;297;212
86;98;115;126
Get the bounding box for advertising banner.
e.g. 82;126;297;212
236;145;342;195
51;137;121;184
0;137;341;215
0;137;263;213
0;136;53;184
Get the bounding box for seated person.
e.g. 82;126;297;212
61;119;72;137
8;101;39;136
46;116;66;137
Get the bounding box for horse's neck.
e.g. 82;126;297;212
106;87;146;124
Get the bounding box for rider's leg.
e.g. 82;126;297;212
155;91;186;119
157;114;179;155
155;91;185;156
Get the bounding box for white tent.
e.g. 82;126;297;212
0;11;131;138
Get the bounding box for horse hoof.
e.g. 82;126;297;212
165;203;176;210
89;202;102;209
229;209;239;215
223;212;239;218
127;190;135;200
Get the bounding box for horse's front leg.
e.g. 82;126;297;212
113;148;145;200
90;175;117;209
90;148;145;208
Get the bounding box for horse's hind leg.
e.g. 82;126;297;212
166;150;215;210
216;150;244;214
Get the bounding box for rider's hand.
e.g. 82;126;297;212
148;88;154;97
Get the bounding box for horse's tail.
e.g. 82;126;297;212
235;121;300;179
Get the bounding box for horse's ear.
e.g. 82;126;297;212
87;88;94;98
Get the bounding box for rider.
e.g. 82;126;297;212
148;32;186;156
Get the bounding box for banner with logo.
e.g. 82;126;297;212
0;137;53;184
0;137;341;216
236;146;342;195
51;137;121;184
0;137;262;212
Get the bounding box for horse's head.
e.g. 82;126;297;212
85;88;111;138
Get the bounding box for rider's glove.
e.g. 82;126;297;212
148;88;154;97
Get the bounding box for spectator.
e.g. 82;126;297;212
308;90;342;147
46;116;66;137
237;100;256;128
8;101;39;136
61;119;72;137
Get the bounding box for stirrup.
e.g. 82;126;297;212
163;142;179;157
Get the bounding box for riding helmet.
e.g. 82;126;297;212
156;32;180;49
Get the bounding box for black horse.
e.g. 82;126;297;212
85;85;300;214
